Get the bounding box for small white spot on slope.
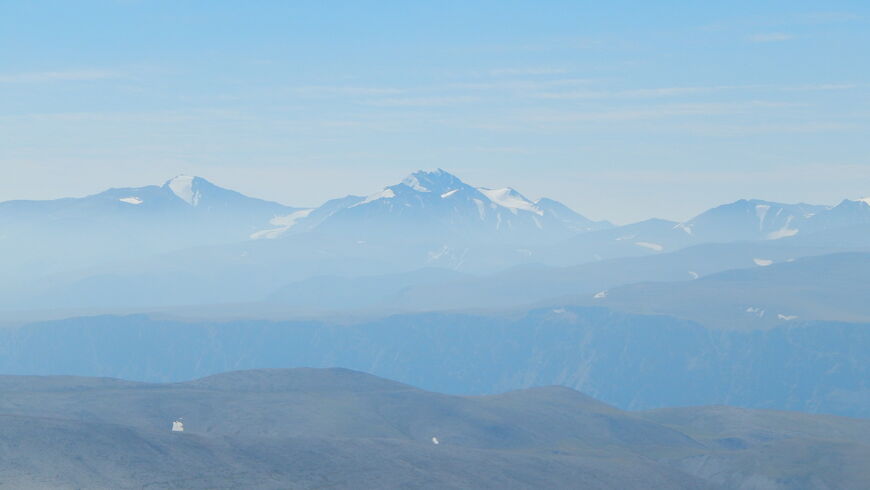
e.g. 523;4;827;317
767;227;799;239
753;258;773;266
755;204;771;229
746;307;765;318
441;189;459;198
777;314;798;321
119;197;143;205
432;437;440;445
594;290;607;299
473;199;486;220
250;209;315;240
351;188;396;207
688;271;699;279
675;223;693;235
635;242;664;252
767;215;799;240
427;245;450;262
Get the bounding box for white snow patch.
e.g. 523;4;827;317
767;215;799;239
552;308;567;314
855;197;870;205
478;188;543;216
167;175;201;206
753;258;773;266
351;188;396;207
675;223;694;235
171;420;184;432
767;227;799;239
427;245;450;262
755;204;770;228
593;290;607;299
119;197;143;205
746;307;765;318
402;175;431;192
431;437;440;445
441;189;459;198
250;209;315;240
473;199;486;220
635;241;664;252
777;314;799;321
688;271;699;279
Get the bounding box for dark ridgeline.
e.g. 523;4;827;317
0;368;867;489
0;307;866;418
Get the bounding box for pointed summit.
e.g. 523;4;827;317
164;175;206;206
401;169;466;194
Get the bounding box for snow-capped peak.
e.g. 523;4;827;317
165;175;202;206
402;174;431;192
856;197;870;206
478;187;543;216
401;169;464;194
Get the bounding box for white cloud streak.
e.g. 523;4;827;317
747;33;795;43
0;70;121;83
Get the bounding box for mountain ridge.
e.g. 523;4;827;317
0;367;866;489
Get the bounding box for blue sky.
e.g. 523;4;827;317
1;0;868;223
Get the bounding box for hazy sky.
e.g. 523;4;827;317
2;0;869;223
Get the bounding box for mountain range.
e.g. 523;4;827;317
2;170;868;488
2;169;869;313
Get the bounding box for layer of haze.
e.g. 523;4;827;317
1;0;869;223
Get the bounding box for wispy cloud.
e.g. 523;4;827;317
795;12;861;24
747;32;794;43
0;70;120;83
445;78;595;91
533;83;859;100
533;86;741;100
362;96;479;107
488;67;570;76
463;101;802;132
525;102;764;123
293;86;404;97
783;83;860;91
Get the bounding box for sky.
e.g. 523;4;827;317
1;0;869;223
